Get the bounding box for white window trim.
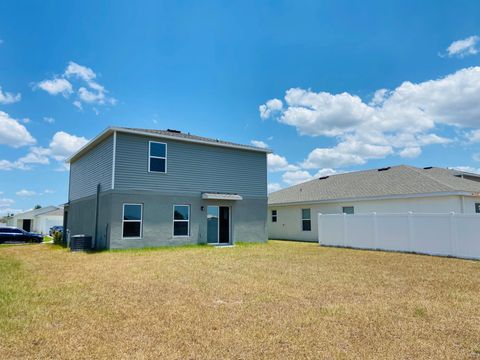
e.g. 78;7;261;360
173;204;190;238
148;141;167;173
301;208;311;232
122;203;143;239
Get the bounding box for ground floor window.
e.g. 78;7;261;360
342;206;354;214
272;210;277;222
302;208;311;231
476;203;480;213
173;205;190;237
122;204;143;238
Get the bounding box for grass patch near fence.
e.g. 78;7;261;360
0;240;479;359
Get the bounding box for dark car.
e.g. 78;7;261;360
0;227;43;243
49;225;64;237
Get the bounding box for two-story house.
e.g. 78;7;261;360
65;127;270;250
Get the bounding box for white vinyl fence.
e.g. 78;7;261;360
318;212;480;260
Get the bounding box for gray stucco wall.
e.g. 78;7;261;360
67;190;267;250
114;132;267;197
108;191;267;250
67;192;112;250
69;134;113;201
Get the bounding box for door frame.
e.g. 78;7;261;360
207;205;232;245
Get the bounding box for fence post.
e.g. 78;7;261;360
407;211;414;252
343;213;347;247
372;212;378;249
450;212;457;257
318;213;322;245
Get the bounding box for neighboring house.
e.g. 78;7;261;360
268;165;480;242
6;206;64;234
65;127;269;250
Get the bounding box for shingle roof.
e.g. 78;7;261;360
68;126;270;163
119;127;270;152
269;165;480;205
13;206;61;219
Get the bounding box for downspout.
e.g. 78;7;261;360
94;183;101;249
460;195;465;214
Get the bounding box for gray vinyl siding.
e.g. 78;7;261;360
69;134;113;201
114;132;267;197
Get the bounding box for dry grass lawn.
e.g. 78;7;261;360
1;241;480;359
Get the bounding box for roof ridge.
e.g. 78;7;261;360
117;127;270;152
405;165;458;192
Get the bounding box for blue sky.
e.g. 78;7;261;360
1;0;480;214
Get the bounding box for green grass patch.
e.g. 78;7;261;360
414;307;427;317
0;255;35;335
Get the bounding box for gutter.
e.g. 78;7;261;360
268;191;478;207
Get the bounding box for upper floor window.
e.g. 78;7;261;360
476;203;480;214
272;210;277;222
149;141;167;173
302;208;311;231
122;203;143;238
342;206;354;214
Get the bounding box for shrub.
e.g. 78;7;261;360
53;231;63;245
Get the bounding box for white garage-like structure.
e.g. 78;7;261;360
6;206;64;235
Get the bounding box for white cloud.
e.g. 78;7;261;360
466;129;480;143
0;160;24;171
261;67;480;170
36;78;73;96
64;62;96;82
446;36;479;57
302;138;393;169
43;189;55;194
0;208;23;216
259;98;283;119
17;146;51;165
279;168;338;187
0;86;21;104
313;168;337;177
282;170;314;185
49;131;88;161
0;131;88;171
73;100;83;110
267;153;299;172
369;88;389;106
250;140;268;149
36;61;116;111
0;111;36;148
399;147;421;158
267;183;282;193
0;198;14;207
43;117;55;124
451;166;480;174
16;189;36;197
472;153;480;162
77;86;115;106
